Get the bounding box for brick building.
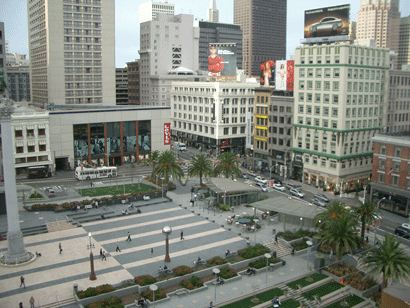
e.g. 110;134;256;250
370;131;410;217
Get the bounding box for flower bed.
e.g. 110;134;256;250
345;271;377;291
77;284;115;299
134;275;156;286
173;265;194;277
248;256;280;269
218;267;237;279
301;281;344;301
207;256;227;266
237;244;270;259
286;273;328;290
290;237;309;251
180;276;204;290
324;262;357;277
219;288;283;308
277;230;318;241
141;287;167;302
85;296;123;308
325;295;364;308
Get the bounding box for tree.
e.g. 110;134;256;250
146;150;160;174
361;234;410;288
314;201;354;230
214;152;242;180
354;201;378;239
152;150;184;184
188;154;213;186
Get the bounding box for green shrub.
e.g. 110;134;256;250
85;296;123;308
77;284;115;299
277;230;318;241
218;267;237;279
237;244;270;259
325;262;357;277
207;256;227;266
220;204;230;211
180;276;204;290
291;238;309;251
248;256;280;269
173;265;193;277
134;275;157;286
141;287;167;302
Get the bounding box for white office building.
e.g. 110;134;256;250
140;0;175;23
292;42;390;193
27;0;115;106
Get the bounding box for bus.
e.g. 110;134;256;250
75;166;118;180
28;166;51;179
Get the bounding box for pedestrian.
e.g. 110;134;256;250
116;241;121;252
150;248;153;258
366;225;370;233
126;232;131;241
330;249;334;260
59;243;62;254
29;296;35;308
365;236;369;243
19;302;23;308
274;234;278;244
99;248;103;259
102;251;107;261
20;275;25;288
180;230;184;240
209;301;213;308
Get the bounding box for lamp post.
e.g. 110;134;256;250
161;177;165;198
363;185;367;205
267;211;270;225
162;226;172;262
87;232;96;280
213;268;220;303
105;153;110;167
378;197;386;209
123;174;126;195
264;253;271;285
306;240;313;270
149;284;158;308
300;217;303;230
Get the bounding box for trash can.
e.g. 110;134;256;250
272;228;276;235
73;283;78;293
231;207;234;213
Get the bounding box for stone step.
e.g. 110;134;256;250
264;241;291;258
47;221;77;232
37;297;76;308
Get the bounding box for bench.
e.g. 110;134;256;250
175;289;188;296
158;269;172;276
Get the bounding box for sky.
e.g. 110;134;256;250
1;0;409;68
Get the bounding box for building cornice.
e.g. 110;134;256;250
291;147;373;161
293;124;382;134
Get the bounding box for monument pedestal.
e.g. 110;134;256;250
4;231;30;264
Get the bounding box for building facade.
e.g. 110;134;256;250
6;65;31;102
292;43;389;192
27;0;115;106
207;0;219;23
127;60;140;105
356;0;400;55
6;53;29;66
370;132;410;217
139;0;175;24
0;22;7;97
116;67;128;105
398;16;410;70
198;21;242;73
139;14;199;106
233;0;286;76
170;79;256;155
386;69;410;133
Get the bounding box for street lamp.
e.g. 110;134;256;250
300;217;303;230
264;253;271;285
87;232;96;280
377;197;386;209
149;284;158;308
213;268;220;303
267;211;270;225
162;226;172;262
161;177;165;198
363;185;367;205
306;240;313;270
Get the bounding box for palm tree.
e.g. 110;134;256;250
152;150;184;184
354;201;378;239
214;152;242;180
361;234;410;288
146;150;160;173
314;200;355;230
188;154;213;186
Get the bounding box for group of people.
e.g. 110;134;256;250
246;267;256;276
272;295;281;306
216;276;224;286
136;297;148;308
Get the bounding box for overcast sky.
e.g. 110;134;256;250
1;0;409;67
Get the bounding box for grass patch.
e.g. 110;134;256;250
280;298;301;308
79;183;157;197
325;295;364;308
220;288;283;308
286;273;328;290
302;281;345;301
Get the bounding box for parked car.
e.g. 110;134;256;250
314;193;329;203
309;17;343;32
242;173;249;179
248;171;257;177
255;176;268;184
45;187;56;197
272;184;286;192
255;182;269;192
270;176;282;185
286;183;300;190
395;226;410;239
402;223;410;230
290;188;305;198
311;198;326;207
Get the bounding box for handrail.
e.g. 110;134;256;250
278;236;293;250
272;237;288;256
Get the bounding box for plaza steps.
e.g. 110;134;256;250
264;240;291;258
47;220;77;232
36;296;76;308
0;225;49;240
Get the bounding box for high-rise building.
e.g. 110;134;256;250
7;65;31;102
127;60;140;105
140;0;175;23
233;0;286;76
27;0;116;106
0;22;7;98
386;69;410;133
356;0;400;54
398;16;410;69
207;0;219;23
292;42;390;191
198;21;242;72
116;67;128;105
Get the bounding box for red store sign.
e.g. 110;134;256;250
164;123;171;145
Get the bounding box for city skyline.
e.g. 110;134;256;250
1;0;410;68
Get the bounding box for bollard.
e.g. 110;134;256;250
73;283;78;293
272;228;276;235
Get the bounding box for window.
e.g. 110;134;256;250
392;175;399;186
393;161;400;171
395;148;401;157
380;145;386;155
377;173;385;183
223;128;229;135
378;159;385;169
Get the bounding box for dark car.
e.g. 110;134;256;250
314;193;329;203
311;198;326;207
395;226;410;239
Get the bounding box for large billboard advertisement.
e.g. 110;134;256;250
260;61;275;86
304;4;349;39
275;60;295;91
208;43;237;77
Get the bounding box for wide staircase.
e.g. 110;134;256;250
47;220;78;232
264;239;292;258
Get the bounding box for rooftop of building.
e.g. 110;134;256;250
373;131;410;146
383;283;410;303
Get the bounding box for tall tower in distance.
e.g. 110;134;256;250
27;0;116;106
398;16;410;69
234;0;286;76
207;0;219;23
356;0;400;54
140;0;175;23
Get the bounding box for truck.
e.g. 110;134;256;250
174;142;187;151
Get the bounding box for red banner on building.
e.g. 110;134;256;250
164;123;171;145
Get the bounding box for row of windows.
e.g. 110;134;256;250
15;128;46;138
389;88;410;99
304;156;372;168
16;144;47;154
298;93;382;105
377;172;410;189
173;121;246;135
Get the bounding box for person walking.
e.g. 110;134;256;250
366;225;370;233
20;275;25;288
180;230;184;240
102;251;107;261
59;243;62;254
330;249;334;260
29;296;35;308
126;232;131;241
150;248;153;258
116;241;121;252
99;248;103;259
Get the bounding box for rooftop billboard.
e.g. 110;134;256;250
208;43;237;77
304;4;350;39
275;60;294;91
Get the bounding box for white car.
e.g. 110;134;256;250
272;184;286;192
143;195;150;201
402;223;410;230
255;176;267;184
309;17;343;32
248;171;257;177
290;188;305;198
255;182;269;192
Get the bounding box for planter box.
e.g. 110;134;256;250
347;281;381;298
322;269;349;283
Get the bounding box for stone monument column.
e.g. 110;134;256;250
0;98;30;264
